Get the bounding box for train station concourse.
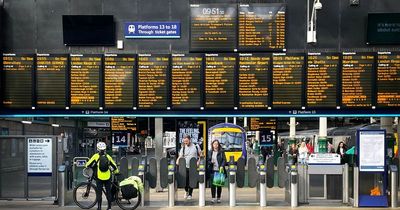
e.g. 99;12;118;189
0;0;400;209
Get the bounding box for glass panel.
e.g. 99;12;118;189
309;174;325;197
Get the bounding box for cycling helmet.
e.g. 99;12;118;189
96;142;107;151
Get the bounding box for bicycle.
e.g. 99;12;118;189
73;168;141;210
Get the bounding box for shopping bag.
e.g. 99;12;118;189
212;168;225;187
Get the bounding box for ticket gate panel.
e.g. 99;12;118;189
247;157;258;188
159;157;168;189
236;157;245;188
189;157;198;188
120;157;128;178
148;158;157;188
278;157;286;188
177;158;187;188
266;157;275;188
131;157;139;176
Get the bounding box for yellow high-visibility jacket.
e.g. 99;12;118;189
85;153;119;181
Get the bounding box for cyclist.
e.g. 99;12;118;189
85;142;119;210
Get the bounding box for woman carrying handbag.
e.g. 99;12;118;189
207;139;226;203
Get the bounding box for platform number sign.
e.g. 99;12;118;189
112;131;130;147
260;129;273;146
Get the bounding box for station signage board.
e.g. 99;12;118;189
27;138;52;176
124;22;181;38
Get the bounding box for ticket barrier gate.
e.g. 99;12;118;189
228;156;237;207
167;159;175;207
284;164;298;207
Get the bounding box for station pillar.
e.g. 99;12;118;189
155;118;164;191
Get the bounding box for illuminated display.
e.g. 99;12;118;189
205;54;236;109
111;117;137;131
171;54;202;109
239;53;270;109
272;53;304;108
2;54;34;109
36;54;68;109
190;4;237;52
376;52;400;107
306;53;339;108
250;117;277;131
341;52;374;108
70;54;101;109
104;54;135;109
137;54;169;109
238;4;286;51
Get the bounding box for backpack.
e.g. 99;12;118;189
98;154;110;172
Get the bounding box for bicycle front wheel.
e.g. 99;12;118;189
73;182;98;209
116;190;141;210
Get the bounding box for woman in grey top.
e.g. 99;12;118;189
207;140;226;203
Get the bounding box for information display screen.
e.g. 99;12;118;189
190;4;237;52
70;54;101;109
36;54;68;109
341;52;374;108
2;54;34;109
272;53;304;108
367;13;400;45
306;53;339;108
238;4;286;51
104;54;135;109
137;54;169;109
249;117;277;131
171;54;202;109
205;54;236;109
376;52;400;107
239;53;270;109
111;117;137;131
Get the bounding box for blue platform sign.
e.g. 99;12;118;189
124;22;180;38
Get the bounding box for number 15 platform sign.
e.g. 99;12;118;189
124;22;181;38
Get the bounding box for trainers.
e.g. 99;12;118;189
183;192;188;199
217;199;221;203
187;195;192;200
211;198;216;203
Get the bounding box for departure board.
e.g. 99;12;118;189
104;54;135;109
341;52;374;108
272;53;304;108
70;54;101;109
306;53;339;108
111;117;137;131
205;54;236;109
376;52;400;107
36;54;68;109
190;4;237;52
238;4;286;51
171;54;202;109
137;54;169;109
239;53;270;109
250;117;277;131
2;54;34;109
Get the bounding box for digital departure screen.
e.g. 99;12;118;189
137;54;169;109
238;4;286;51
306;53;339;108
272;53;304;108
376;52;400;107
239;53;270;109
111;117;137;131
341;52;374;108
70;54;101;109
171;54;202;109
104;54;135;109
190;4;237;52
2;54;34;109
205;54;236;109
250;117;277;131
36;54;68;109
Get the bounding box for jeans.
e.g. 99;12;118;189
185;168;193;196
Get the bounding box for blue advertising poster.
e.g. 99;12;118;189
124;22;181;38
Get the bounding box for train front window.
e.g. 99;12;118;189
211;132;243;151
